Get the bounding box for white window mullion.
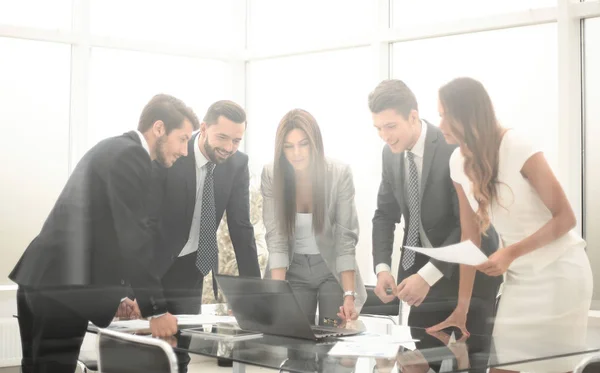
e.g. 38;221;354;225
232;0;248;153
68;0;91;172
0;24;75;44
372;0;391;83
383;7;557;43
573;0;600;19
557;0;584;234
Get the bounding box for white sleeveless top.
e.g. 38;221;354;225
449;129;586;273
293;213;320;255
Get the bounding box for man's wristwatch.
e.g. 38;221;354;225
343;290;357;299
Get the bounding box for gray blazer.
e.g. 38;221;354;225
261;158;367;312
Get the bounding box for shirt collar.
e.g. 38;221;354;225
135;130;150;156
194;134;209;170
406;120;427;159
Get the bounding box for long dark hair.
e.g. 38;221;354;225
273;109;326;238
439;77;504;234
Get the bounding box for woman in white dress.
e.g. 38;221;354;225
429;77;593;373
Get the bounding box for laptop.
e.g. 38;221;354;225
214;274;361;341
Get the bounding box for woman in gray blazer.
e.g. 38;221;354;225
261;109;367;324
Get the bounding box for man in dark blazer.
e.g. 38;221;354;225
9;94;199;373
368;80;501;371
147;100;260;371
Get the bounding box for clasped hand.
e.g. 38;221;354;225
375;272;430;307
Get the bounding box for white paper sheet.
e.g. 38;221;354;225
337;332;418;344
106;319;150;331
328;341;401;358
404;240;488;266
175;314;237;326
106;315;237;331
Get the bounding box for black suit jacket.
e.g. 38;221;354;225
372;122;501;301
9;131;167;325
150;132;260;279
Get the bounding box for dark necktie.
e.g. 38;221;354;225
402;151;421;270
196;162;219;287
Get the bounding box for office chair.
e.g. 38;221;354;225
359;285;400;324
97;328;178;373
574;352;600;373
13;313;98;373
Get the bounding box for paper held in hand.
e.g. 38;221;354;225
404;240;488;266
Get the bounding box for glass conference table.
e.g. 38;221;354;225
91;314;600;373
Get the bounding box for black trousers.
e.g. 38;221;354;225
161;253;205;373
407;296;496;373
16;287;89;373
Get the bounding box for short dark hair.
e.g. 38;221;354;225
138;94;200;133
368;79;419;119
203;100;246;126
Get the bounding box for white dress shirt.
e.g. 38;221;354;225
177;135;211;257
375;120;444;286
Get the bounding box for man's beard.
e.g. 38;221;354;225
155;135;170;167
203;137;231;164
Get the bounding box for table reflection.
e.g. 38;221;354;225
94;315;600;373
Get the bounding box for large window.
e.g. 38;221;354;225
248;0;373;52
392;0;555;27
247;47;382;283
0;0;72;30
90;0;243;49
0;38;71;285
392;24;559;171
584;17;600;304
87;48;233;154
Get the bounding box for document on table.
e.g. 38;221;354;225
328;341;401;358
337;332;418;344
404;240;488;266
106;319;150;331
106;314;237;331
175;314;237;326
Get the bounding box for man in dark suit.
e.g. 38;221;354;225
147;100;260;372
9;94;199;373
368;80;502;371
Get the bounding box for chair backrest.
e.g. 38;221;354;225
97;329;178;373
574;352;600;373
360;285;400;316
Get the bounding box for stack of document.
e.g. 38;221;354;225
337;332;418;344
328;333;419;358
176;314;236;326
105;314;237;332
328;342;401;358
